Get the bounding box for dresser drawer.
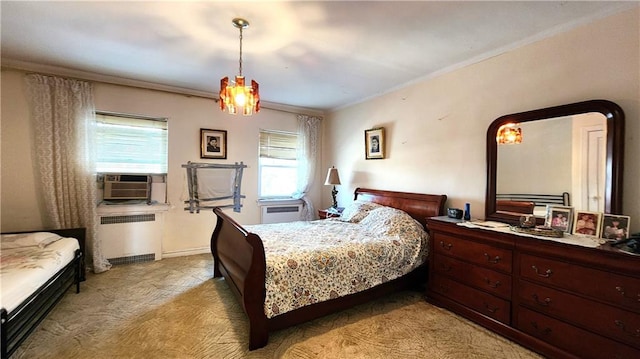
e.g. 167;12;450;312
433;253;512;299
519;253;640;312
517;307;639;359
431;275;510;324
432;233;512;273
518;279;640;349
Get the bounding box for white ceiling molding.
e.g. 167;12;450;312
1;58;325;117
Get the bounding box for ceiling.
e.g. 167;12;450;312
1;1;634;113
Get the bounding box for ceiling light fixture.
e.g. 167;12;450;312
219;18;260;116
496;123;522;144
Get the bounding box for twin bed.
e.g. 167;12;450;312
211;187;446;350
0;228;85;359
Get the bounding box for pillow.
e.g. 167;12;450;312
359;206;425;238
0;232;62;249
338;200;382;223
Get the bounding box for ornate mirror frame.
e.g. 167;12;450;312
485;99;625;224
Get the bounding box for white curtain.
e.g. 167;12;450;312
26;74;111;273
293;114;321;220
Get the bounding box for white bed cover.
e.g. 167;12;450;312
1;236;79;313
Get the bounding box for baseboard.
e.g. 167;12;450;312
162;247;210;258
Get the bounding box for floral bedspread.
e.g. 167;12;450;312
0;234;79;313
244;206;428;318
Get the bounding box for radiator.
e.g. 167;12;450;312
98;211;164;264
260;203;303;224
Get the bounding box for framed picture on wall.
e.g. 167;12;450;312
572;210;602;237
200;128;227;159
365;127;385;159
601;214;630;241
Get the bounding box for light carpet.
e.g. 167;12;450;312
13;254;542;358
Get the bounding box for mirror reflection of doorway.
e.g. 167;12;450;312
582;125;605;212
571;112;606;212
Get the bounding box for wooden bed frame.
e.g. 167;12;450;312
211;187;446;350
0;228;86;359
496;192;570;208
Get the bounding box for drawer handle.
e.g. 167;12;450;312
531;265;553;278
615;286;640;302
614;320;640;338
439;241;453;250
439;263;452;272
484;302;499;314
532;294;552;307
484;253;501;264
530;321;552;336
484;277;501;288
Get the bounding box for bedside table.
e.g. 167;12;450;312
318;208;342;219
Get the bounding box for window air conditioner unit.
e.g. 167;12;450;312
103;174;151;200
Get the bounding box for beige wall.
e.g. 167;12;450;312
323;8;639;232
0;72;323;255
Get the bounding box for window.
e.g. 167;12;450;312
258;130;298;198
95;113;168;173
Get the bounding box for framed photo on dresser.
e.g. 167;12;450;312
572;211;602;237
601;214;630;240
545;206;573;233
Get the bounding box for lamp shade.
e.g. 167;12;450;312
324;167;341;185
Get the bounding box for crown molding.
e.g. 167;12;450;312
1;58;324;117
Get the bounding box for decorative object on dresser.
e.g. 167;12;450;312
211;187;446;350
544;205;574;233
601;214;631;240
0;228;86;359
572;211;602;237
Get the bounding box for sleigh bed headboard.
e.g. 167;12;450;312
353;188;447;228
496;192;570;216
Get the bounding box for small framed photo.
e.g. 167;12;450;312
545;206;574;233
365;127;385;159
572;211;602;237
601;214;631;241
200;128;227;159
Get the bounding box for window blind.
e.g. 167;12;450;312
259;130;297;160
95;113;168;173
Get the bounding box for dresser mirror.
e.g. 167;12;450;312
485;100;625;225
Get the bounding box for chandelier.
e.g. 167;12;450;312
219;18;260;116
496;123;522;144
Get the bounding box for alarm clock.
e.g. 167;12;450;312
447;208;464;219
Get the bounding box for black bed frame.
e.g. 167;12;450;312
0;228;86;359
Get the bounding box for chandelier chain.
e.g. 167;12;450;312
238;27;243;76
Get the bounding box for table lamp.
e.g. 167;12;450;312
324;166;341;209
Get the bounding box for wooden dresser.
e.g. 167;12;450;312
426;216;640;359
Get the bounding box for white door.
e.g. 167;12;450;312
581;125;605;212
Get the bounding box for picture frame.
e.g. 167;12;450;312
545;205;574;233
200;128;227;159
365;127;385;159
572;210;602;237
600;214;631;241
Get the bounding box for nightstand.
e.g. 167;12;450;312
318;208;342;219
